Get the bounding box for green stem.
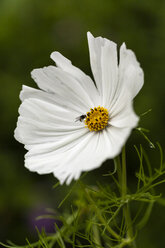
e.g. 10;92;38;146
114;156;122;193
122;146;127;199
121;146;136;248
83;186;122;241
93;223;102;247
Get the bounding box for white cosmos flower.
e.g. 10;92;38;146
14;32;144;185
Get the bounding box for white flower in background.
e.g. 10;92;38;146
14;32;144;184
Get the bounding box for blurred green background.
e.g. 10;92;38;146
0;0;165;247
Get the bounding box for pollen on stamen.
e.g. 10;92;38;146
85;106;109;132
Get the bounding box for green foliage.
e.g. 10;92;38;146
1;0;165;246
1;141;165;248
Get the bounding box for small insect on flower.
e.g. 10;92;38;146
75;115;87;122
14;32;144;184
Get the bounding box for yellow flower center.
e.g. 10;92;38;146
85;106;109;132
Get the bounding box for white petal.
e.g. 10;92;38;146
53;132;108;184
50;51;99;106
87;32;118;107
23;121;132;185
20;85;89;125
101;41;118;106
109;90;139;128
31;66;93;113
87;32;106;94
24;131;107;184
109;104;139;128
106;126;131;154
14;98;85;145
55;128;120;184
119;43;144;99
24;131;90;177
20;85;57;104
52;125;131;184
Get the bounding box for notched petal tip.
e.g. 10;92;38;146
31;68;40;79
87;31;94;40
120;42;126;52
50;51;71;67
50;51;60;62
19;85;27;101
30;69;44;87
14;124;23;144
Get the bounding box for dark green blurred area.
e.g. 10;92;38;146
0;0;165;247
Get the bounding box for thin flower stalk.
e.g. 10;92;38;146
121;146;135;247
